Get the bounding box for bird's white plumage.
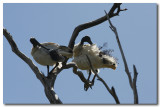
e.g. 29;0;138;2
31;43;60;66
72;43;117;71
31;42;72;66
73;44;101;70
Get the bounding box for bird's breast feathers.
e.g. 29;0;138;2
31;46;56;66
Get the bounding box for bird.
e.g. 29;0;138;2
72;36;117;90
30;37;73;76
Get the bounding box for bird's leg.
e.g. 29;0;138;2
47;65;49;76
47;63;59;78
91;69;98;85
87;70;91;81
50;62;59;73
84;71;96;91
91;75;96;86
84;70;92;91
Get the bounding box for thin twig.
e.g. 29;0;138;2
85;55;120;104
66;3;127;94
63;62;92;87
133;65;138;104
104;10;133;88
104;11;139;104
3;3;127;104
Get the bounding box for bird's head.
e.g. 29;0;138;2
100;54;117;70
80;36;93;45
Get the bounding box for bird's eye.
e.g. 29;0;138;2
99;52;103;57
113;63;115;66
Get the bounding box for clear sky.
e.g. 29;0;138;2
3;3;157;104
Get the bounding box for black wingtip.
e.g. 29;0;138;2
30;37;40;47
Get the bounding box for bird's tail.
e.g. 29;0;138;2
59;46;73;58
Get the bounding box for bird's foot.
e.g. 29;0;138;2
84;80;94;91
90;80;95;88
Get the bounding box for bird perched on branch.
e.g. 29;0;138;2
30;38;73;76
72;36;117;90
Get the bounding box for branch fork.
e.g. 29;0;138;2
3;3;129;104
104;10;138;104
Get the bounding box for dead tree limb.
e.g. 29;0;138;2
3;29;89;103
63;62;92;88
4;3;127;104
68;3;126;49
104;10;139;104
85;55;120;104
67;3;127;97
133;65;139;104
3;28;62;104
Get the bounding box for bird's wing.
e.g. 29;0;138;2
49;49;65;62
41;42;59;50
58;46;73;58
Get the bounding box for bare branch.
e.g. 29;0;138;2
3;28;62;104
133;65;138;104
104;11;139;104
85;55;120;104
3;28;46;86
68;3;126;49
62;62;92;89
3;3;128;104
104;10;133;89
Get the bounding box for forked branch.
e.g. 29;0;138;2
3;28;62;104
3;3;128;104
85;55;120;104
63;62;92;88
104;10;139;104
68;3;126;49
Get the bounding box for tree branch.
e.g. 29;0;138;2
3;28;46;86
133;65;138;104
104;10;133;89
3;3;128;104
65;3;126;104
85;55;120;104
3;28;62;104
63;62;92;87
68;3;125;49
104;11;139;104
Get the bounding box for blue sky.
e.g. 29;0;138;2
3;3;157;104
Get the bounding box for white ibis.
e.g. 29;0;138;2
72;36;117;90
30;38;73;76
